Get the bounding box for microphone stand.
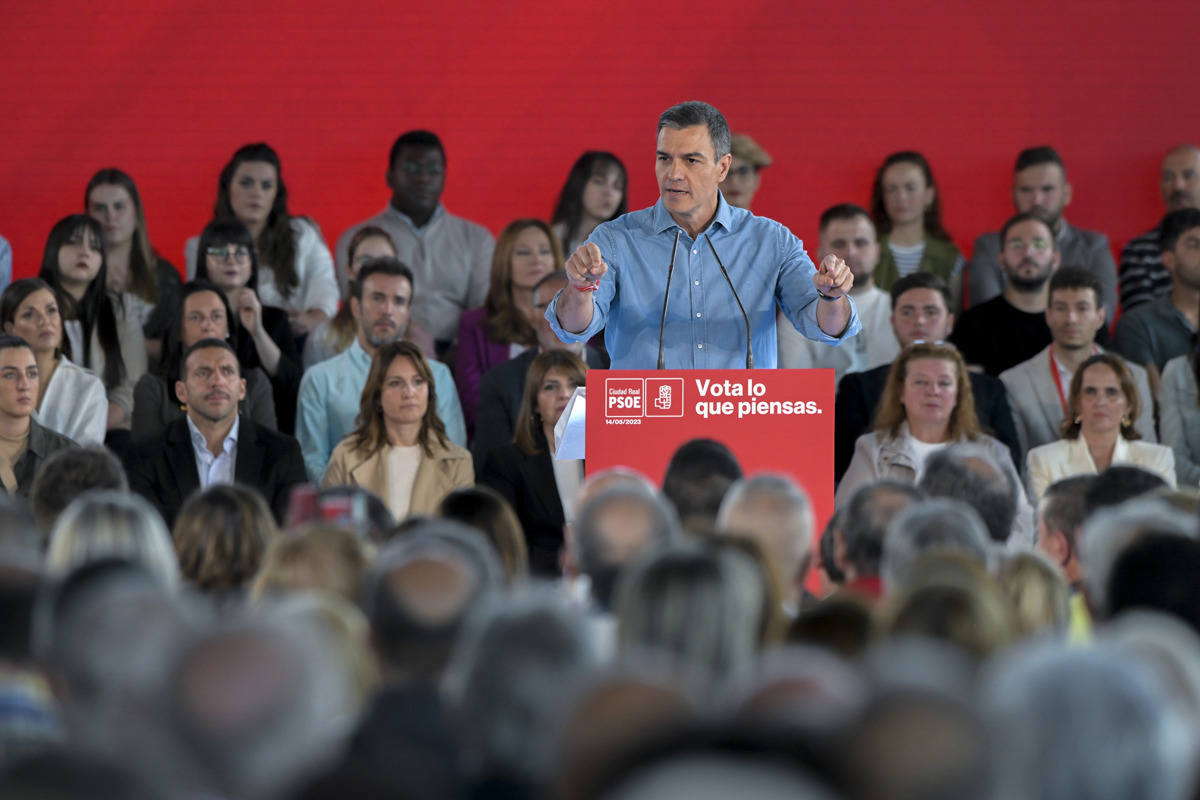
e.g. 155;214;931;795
657;230;682;370
704;234;754;369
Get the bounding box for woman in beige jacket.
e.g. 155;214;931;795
323;341;472;519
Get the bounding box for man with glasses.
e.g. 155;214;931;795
721;133;772;211
952;213;1068;376
335;130;494;356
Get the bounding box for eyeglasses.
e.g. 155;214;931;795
398;163;444;178
1006;237;1051;252
206;247;251;263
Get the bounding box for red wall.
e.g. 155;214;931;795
3;0;1198;280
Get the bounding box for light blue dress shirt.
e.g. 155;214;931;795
187;414;239;489
546;196;860;369
296;338;466;482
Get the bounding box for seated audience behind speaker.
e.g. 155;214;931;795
551;151;629;256
1157;345;1200;485
0;334;75;498
323;341;472;521
132;281;276;441
38;215;147;432
1026;354;1175;501
834;273;1020;481
478;349;586;577
0;278;106;445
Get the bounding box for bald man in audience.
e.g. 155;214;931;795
716;474;814;615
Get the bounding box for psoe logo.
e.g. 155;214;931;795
645;378;684;418
605;378;644;418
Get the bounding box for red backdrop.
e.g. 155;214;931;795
3;0;1198;282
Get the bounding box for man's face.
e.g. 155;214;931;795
891;288;953;346
0;348;37;422
1000;219;1060;291
386;144;445;219
818;216;879;283
656;125;731;228
1161;148;1200;211
353;273;413;349
530;278;572;351
1164;225;1200;292
1012;163;1072;227
177;347;245;425
1046;287;1105;349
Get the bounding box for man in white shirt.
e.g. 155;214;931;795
777;204;899;382
334;130;494;354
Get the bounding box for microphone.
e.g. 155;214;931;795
657;230;682;370
704;234;753;369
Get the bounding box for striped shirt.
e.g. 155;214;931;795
1118;227;1171;312
888;241;965;278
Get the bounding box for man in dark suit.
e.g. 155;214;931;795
126;339;307;527
834;274;1022;482
472;270;606;470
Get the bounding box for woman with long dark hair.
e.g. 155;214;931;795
551;151;628;255
186;142;339;337
85;168;182;362
38;215;147;430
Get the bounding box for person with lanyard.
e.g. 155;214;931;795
0;334;75;497
547;101;860;369
1000;266;1155;456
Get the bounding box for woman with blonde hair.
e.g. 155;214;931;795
1027;353;1175;500
836;342;1016;506
46;490;179;589
323;340;473;519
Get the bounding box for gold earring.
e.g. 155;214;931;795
1122;414;1132;427
1074;415;1082;425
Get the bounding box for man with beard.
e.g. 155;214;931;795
778;204;900;384
951;213;1064;375
126;339;306;527
967;147;1116;321
296;257;465;482
1115;208;1200;394
1118;145;1200;311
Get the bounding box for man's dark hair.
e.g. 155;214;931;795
657;102;731;160
919;447;1017;544
841;481;926;577
661;439;742;530
389;130;445;171
1000;212;1057;250
1039;475;1093;541
819;203;874;234
1014;146;1065;174
1108;534;1200;636
889;272;952;311
179;337;239;382
352;257;415;301
29;445;128;534
1048;265;1104;309
1159;208;1200;254
1082;466;1169;522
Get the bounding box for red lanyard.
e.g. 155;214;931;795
1048;346;1100;413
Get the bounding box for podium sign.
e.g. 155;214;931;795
585;369;835;531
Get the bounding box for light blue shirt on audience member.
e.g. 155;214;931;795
296;338;466;482
0;234;11;291
546;196;861;369
187;414;238;489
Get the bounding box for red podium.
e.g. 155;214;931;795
585;369;836;531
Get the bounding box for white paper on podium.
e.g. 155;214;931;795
554;387;586;459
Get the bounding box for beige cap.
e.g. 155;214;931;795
730;134;773;168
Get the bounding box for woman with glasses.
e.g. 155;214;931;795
85;168;183;363
38;215;148;432
186;143;339;338
194;219;302;434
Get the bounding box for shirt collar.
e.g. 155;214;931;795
187;413;239;456
386;202;445;231
349;337;371;364
650;194;734;237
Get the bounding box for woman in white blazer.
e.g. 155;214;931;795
1027;354;1175;501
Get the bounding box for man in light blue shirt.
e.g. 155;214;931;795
297;258;466;482
548;101;860;369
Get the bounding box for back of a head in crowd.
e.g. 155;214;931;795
983;644;1191;800
839;481;926;583
29;445;128;536
438;485;529;585
661;439;743;531
573;481;681;611
716;474;813;608
45;491;179;590
365;519;503;681
616;542;765;686
881;499;991;593
918;446;1017;544
251;523;371;604
1082;465;1169;521
1108;533;1200;636
173;484;277;594
444;591;598;791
